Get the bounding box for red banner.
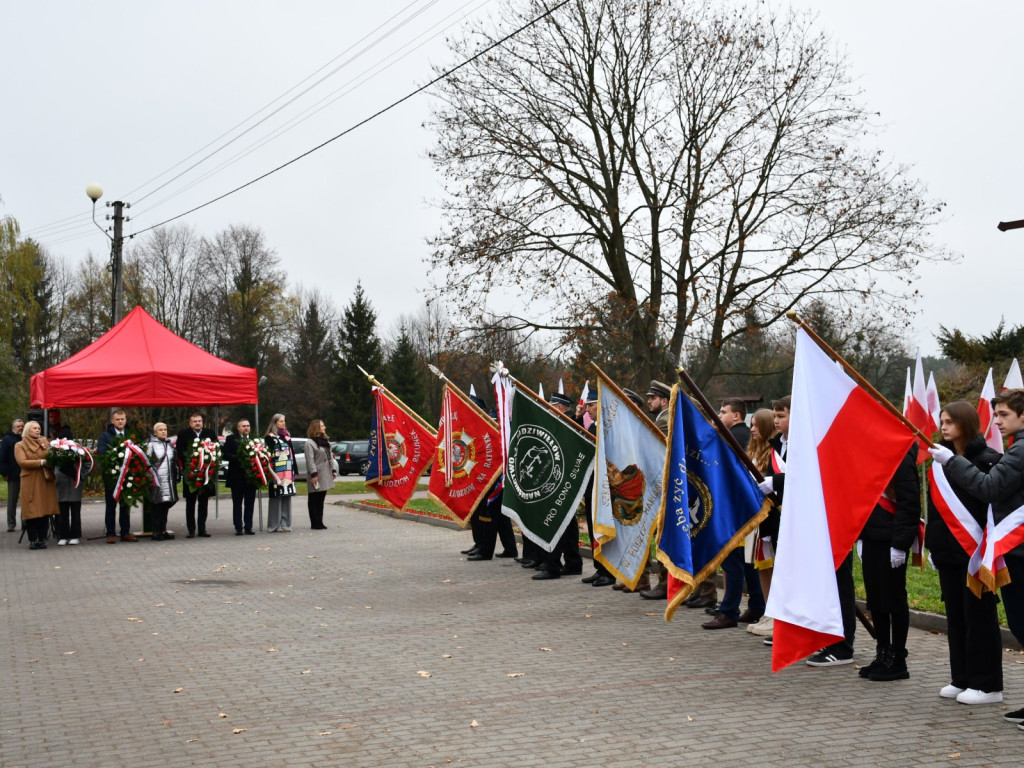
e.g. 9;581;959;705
365;387;436;511
428;384;503;527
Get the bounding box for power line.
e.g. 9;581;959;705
133;0;570;236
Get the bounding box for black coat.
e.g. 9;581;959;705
730;422;751;452
860;444;920;550
222;432;249;489
176;426;218;496
925;436;1000;566
944;428;1024;559
0;431;19;479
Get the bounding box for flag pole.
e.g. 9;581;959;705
425;364;499;428
786;312;937;448
588;362;665;445
509;375;595;443
357;365;437;435
675;367;767;484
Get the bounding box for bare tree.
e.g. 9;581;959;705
428;0;948;386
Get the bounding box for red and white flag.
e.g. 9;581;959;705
970;504;1024;594
926;373;941;435
978;369;1004;454
904;349;934;465
579;380;593;429
766;329;914;672
1004;359;1023;390
902;368;912;415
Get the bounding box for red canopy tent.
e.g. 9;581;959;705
30;306;258;408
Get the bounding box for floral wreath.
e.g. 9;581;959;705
186;437;221;493
237;436;277;491
100;434;157;508
46;438;95;486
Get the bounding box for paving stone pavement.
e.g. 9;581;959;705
2;500;1023;768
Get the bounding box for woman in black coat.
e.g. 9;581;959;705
925;401;1003;703
858;443;920;681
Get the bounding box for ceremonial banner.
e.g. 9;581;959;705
979;369;1004;454
501;387;595;552
428;383;503;527
365;386;436;511
767;329;914;671
656;385;769;620
592;376;666;589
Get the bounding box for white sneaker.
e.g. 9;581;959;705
57;539;68;546
749;617;774;636
939;684;964;699
68;538;80;545
956;688;1003;705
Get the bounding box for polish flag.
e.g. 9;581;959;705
904;349;934;464
978;369;1003;454
902;368;912;415
970;503;1024;594
538;382;545;400
579;380;593;429
766;329;914;672
926;373;941;436
1004;359;1023;390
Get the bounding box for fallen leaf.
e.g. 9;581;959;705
318;731;332;736
418;670;432;678
62;651;75;656
583;614;592;619
506;673;525;678
687;716;693;722
539;647;552;652
232;728;247;734
307;555;319;559
187;738;199;743
126;617;143;623
29;659;38;663
162;719;171;726
948;753;961;759
442;654;452;659
154;603;165;607
621;642;629;647
315;606;324;611
644;612;659;617
669;657;676;662
469;720;478;728
218;713;228;718
442;579;452;584
173;687;184;693
365;605;373;610
267;648;279;653
301;670;311;675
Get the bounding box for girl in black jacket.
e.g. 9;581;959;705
858;443;920;681
924;401;1003;703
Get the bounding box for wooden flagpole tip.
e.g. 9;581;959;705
785;310;799;321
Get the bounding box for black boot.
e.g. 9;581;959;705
869;647;909;681
858;644;888;679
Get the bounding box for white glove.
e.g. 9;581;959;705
928;445;954;465
927;552;935;570
757;478;774;496
890;547;907;568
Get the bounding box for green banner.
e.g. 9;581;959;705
501;388;595;552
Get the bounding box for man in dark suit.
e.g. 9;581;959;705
223;418;257;535
176;411;218;538
1;419;24;532
97;409;137;543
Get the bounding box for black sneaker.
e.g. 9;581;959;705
1004;706;1024;724
806;645;854;667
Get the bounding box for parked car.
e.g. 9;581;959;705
332;439;370;476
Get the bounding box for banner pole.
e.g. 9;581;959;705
425;364;499;428
786;312;936;448
675;367;766;483
357;365;436;436
588;362;665;445
509;375;595;443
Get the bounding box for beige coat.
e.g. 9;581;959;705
304;439;337;492
15;438;58;520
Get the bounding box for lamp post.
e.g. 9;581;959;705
86;183;130;327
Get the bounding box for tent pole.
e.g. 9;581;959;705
214;406;220;521
255;399;263;531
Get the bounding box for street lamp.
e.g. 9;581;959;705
85;182;130;327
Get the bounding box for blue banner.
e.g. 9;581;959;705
656;386;768;619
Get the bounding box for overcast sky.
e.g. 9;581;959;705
2;1;1021;358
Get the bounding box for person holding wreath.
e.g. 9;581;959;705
265;413;295;532
175;411;218;538
53;439;95;545
224;418;258;535
15;419;57;549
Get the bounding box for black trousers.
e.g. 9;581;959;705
184;488;210;534
26;516;48;543
58;501;81;539
231;484;256;532
496;509;517;556
307;490;327;528
835;551;856;652
937;560;1003;693
540;517;583;575
582;498;611;577
151;503;171;539
861;540;910;653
